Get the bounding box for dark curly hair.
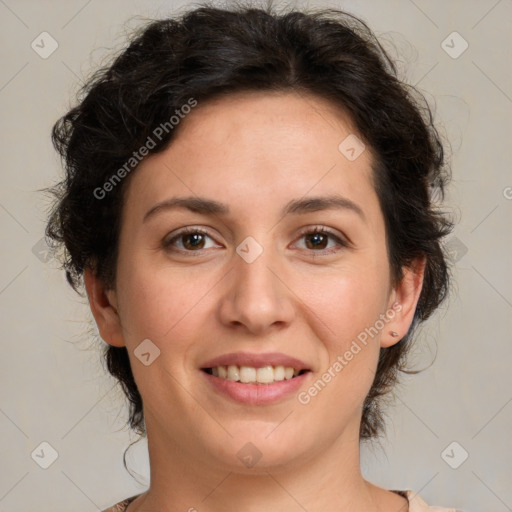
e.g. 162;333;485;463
46;1;453;447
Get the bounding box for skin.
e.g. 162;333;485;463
86;91;425;512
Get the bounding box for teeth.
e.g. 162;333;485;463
256;366;274;384
274;365;285;381
227;365;240;381
240;366;256;383
209;364;304;384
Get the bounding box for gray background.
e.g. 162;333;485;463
1;0;511;510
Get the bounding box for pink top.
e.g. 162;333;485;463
102;490;460;511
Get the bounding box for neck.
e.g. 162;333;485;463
130;413;384;512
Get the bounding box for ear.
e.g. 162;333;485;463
381;256;426;348
84;267;125;347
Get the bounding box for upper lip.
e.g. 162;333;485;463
201;352;310;370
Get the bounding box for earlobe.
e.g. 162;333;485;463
83;268;125;347
381;256;426;348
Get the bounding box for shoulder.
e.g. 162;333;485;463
401;490;461;512
101;494;141;512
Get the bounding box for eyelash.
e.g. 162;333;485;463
162;225;349;257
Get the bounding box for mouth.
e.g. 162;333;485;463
201;365;311;385
199;352;312;404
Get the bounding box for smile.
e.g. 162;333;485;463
202;365;310;385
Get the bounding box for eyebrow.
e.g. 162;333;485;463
143;194;366;223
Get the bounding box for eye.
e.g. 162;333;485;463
294;226;349;255
162;225;349;256
163;227;221;253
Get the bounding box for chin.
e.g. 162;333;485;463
202;427;315;474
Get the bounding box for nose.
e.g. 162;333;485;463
217;238;295;336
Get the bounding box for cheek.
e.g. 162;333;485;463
300;263;390;343
298;274;385;421
115;258;212;346
298;263;388;395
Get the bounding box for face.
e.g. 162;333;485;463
87;91;422;474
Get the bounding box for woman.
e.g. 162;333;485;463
46;2;458;511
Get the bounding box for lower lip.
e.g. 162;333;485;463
202;370;310;405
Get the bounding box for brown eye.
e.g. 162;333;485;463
163;227;219;253
304;231;329;250
180;232;207;250
295;226;348;255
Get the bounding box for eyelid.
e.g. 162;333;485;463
295;225;348;242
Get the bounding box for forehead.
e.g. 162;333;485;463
169;90;366;165
123;90;378;222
